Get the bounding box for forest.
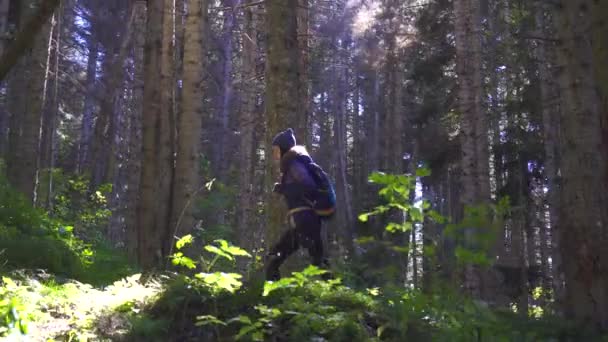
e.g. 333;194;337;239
0;0;607;340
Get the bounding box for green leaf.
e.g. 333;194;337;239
429;210;446;224
300;265;327;278
377;324;388;338
410;208;424;222
358;213;369;222
402;221;413;232
415;167;431;177
195;272;243;293
175;234;194;250
237;315;252;324
368;172;388;184
367;287;380;296
171;252;197;269
205;245;234;261
386;222;401;233
263;277;297;296
236;324;259;340
195;315;227;326
219;242;252;258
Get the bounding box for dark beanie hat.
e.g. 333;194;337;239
272;128;296;154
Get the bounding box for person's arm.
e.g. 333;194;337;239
277;161;317;199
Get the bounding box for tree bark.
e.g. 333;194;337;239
453;0;488;298
237;0;259;254
332;37;354;256
534;2;563;306
90;1;131;190
6;1;52;203
297;0;310;147
216;0;239;179
126;0;146;259
553;0;608;330
170;0;207;247
78;16;98;175
38;9;60;210
591;0;608;201
0;0;9;55
136;0;176;269
265;0;300;246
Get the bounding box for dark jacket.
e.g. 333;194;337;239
277;146;318;210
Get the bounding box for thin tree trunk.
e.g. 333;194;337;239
237;0;259;254
39;8;61;210
79;16;98;174
169;0;207;250
534;2;563;306
330;33;354;257
297;0;310;146
126;0;146;259
215;0;239;177
411;223;418;287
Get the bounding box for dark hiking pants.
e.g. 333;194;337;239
265;210;329;280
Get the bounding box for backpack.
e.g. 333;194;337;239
303;161;336;218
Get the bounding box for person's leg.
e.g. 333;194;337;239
294;212;331;277
306;230;332;279
266;228;299;280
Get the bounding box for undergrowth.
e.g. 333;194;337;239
0;166;606;341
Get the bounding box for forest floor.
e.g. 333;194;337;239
3;262;597;342
1;270;162;341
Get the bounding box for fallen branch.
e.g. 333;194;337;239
0;0;61;82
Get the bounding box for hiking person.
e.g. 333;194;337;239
265;128;335;281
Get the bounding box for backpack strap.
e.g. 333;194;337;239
287;206;314;217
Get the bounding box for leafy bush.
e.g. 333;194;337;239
0;277;29;338
48;170;112;243
0;169;125;282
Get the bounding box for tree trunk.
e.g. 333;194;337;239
126;0;146;259
214;0;239;178
6;1;52;203
78;18;98;175
38;9;60;210
264;0;300;246
170;0;207;247
105;4;137;244
237;0;259;254
534;2;563;306
554;0;608;330
90;1;131;190
453;0;490;298
0;0;9;54
136;0;176;269
591;0;608;200
297;0;310;147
